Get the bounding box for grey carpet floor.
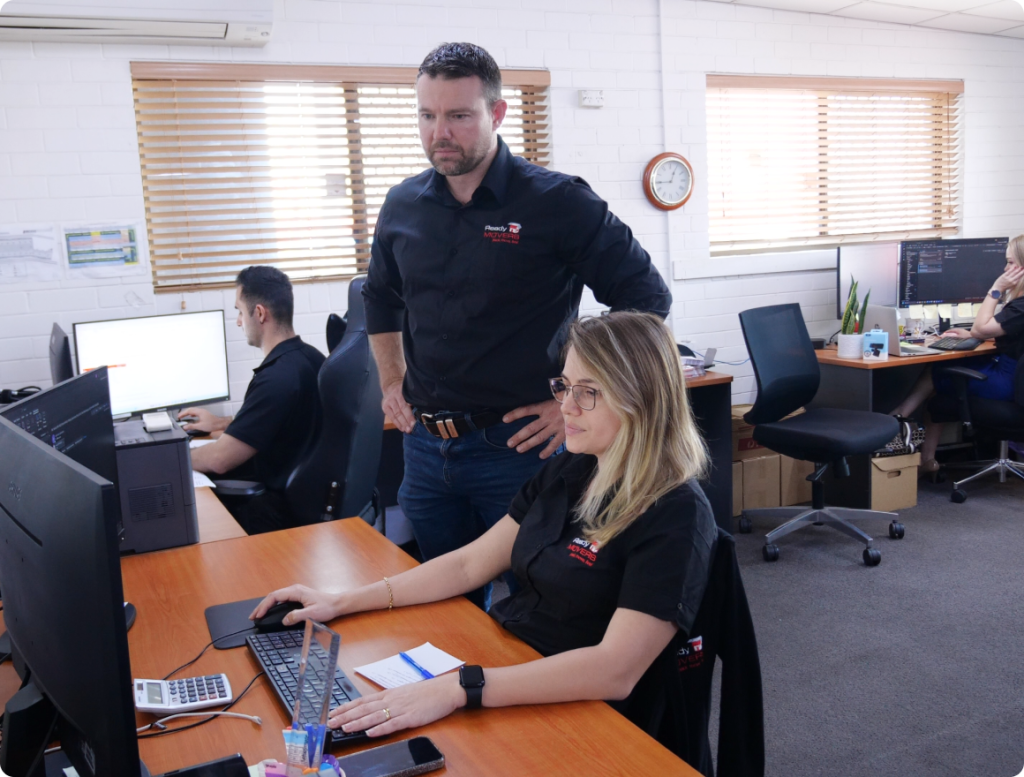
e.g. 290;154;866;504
732;473;1024;777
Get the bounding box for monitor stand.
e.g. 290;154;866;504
43;751;150;777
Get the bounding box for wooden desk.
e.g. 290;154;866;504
123;519;697;775
195;486;247;543
380;371;736;533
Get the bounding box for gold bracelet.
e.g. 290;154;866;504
382;576;394;611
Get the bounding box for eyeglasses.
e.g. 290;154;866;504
549;378;601;411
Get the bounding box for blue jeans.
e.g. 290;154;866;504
399;416;550;610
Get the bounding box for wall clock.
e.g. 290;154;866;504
642;152;693;211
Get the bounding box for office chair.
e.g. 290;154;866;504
737;304;902;565
928;358;1024;502
326;312;347;353
215;276;385;526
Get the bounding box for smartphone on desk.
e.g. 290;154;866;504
153;754;248;777
334;736;444;777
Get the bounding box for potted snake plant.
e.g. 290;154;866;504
838;277;870;359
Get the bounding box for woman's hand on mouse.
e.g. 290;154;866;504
250;585;345;626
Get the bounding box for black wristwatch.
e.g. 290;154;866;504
990;289;1002;300
459;665;485;709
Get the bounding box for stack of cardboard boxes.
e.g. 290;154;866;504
731;405;920;516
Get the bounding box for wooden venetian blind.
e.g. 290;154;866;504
706;75;963;255
130;62;550;291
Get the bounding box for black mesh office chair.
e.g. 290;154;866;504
285;276;384;524
928;358;1024;502
326;312;347;354
738;304;902;565
214;276;384;526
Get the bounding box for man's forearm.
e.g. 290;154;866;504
369;332;406;389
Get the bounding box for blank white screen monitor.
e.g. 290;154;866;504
73;311;230;416
836;243;899;319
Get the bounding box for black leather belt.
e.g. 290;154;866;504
414;409;504;439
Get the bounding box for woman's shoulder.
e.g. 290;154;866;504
629;480;717;541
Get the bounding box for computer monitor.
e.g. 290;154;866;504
0;367;118;488
898;237;1009;308
48;323;74;385
836;243;899;319
0;417;144;776
74;310;230;417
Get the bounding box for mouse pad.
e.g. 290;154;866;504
204;597;263;649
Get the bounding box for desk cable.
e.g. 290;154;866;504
162;626;257;680
688;348;750;367
136;671;266;738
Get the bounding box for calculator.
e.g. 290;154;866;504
134;674;233;714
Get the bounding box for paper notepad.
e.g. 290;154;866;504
190;438;216;449
354;643;464;689
192;470;216;489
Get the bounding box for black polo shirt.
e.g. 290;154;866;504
362;135;672;413
489;453;717;658
224;336;325;492
995;297;1024;360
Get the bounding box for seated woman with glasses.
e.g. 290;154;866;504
251;311;716;752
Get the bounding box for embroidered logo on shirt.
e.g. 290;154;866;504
677;635;704;672
567;537;600;567
484;223;521;245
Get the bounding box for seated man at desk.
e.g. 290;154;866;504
180;266;326;534
891;235;1024;474
252;313;745;770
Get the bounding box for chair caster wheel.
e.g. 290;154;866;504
888;521;905;540
863;548;881;566
762;543;780;562
951;489;967;504
738;516;752;534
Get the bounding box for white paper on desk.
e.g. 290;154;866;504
354;642;464;689
192;471;216;489
190;438;216;449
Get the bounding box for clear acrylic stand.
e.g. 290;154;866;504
286;620;341;774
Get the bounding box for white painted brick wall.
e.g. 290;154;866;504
1;0;1023;410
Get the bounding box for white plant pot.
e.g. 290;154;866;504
837;333;863;359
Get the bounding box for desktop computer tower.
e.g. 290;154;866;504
114;420;199;554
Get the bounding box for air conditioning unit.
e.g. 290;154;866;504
0;0;273;46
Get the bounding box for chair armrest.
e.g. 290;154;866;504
934;365;987;382
211;479;266;497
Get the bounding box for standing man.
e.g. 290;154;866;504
363;43;671;607
181;266;325;535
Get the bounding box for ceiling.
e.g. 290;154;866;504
705;0;1024;38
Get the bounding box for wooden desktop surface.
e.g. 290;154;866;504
195;486;247;543
122;518;697;775
816;340;996;370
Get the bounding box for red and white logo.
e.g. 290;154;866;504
484;222;521;245
677;634;705;672
567;537;600;567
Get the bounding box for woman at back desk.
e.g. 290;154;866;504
251;312;717;754
892;234;1024;473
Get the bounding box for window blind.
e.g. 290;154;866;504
130;63;550;292
706;75;963;255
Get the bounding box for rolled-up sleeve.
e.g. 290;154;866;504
558;178;672;319
362;198;406;334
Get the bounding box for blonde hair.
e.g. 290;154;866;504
1007;234;1024;303
566;312;709;547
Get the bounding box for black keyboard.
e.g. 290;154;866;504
246;630;365;745
930;337;982;351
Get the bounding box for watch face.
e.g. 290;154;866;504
460;665;485;687
652;158;692;206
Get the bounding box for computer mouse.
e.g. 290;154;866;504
185;427;210;438
253;600;304;632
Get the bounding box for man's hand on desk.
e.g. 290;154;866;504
177;407;231;434
330;674;465;738
250;584;344;626
504;399;565;459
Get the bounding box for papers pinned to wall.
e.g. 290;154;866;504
63;224;147;278
0;224;62;283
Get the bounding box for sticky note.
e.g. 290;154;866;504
937;304;953;319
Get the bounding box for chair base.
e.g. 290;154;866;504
949;441;1024;493
743;505;897;549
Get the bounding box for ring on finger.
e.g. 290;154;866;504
383;707;391;721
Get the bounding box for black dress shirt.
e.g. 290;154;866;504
489;452;717;658
362;136;672;413
224;336;325;492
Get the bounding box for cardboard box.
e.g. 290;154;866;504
780;456;814;506
732;461;743;517
742;454;781;510
870;453;920;511
731;404;804;461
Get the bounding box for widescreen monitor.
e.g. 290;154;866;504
48;322;74;385
0;367;118;488
0;418;144;776
898;237;1009;308
836;243;899;319
74;310;229;417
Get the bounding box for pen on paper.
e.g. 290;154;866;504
399;651;434;679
